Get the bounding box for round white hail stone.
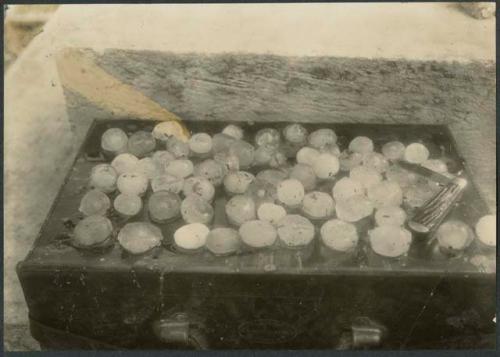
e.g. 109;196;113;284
206;228;240;255
174;223;210;251
90;164;118;193
117;172;149;196
113;193;143;217
332;177;365;202
225;195;257;226
189;133;213;155
222;124;244;140
283;123;308;144
335;194;374;223
183;176;215;202
152;121;188;142
255;128;281;147
320;219;359;252
180;195;214;225
404;143;430;164
382;141;405;161
436;220;474;251
277;179;305;207
239;220;278;249
313;153;340;180
349;136;374;154
475;215;496;247
164;159;194;179
257;203;287;226
147;191;181;223
224;171;255;195
308;129;337;149
127;130;156;158
74;215;113;247
301;191;335;220
296;147;320;166
369;226;412;258
194;159;227;186
79;189;111;216
277;214;315;247
101;128;128;154
111;153;139;175
118;222;163;254
166;137;190;158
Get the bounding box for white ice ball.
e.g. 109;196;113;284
89;164;118;193
320;219;358;252
332;177;365;202
189;133;213;155
257;203;287;226
296;147;320;166
165;159;194;179
277;179;305;208
117;172;149;196
111;153;139;175
174;223;210;251
349;136;374;154
313;153;340;180
404;143;430;164
475;215;496;247
301;191;335;220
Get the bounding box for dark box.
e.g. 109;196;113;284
17;120;496;349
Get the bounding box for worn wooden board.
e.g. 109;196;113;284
92;50;494;126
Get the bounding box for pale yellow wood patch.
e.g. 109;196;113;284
56;48;190;140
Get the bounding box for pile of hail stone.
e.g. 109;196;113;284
73;121;496;261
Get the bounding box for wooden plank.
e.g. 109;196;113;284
90;50;494;127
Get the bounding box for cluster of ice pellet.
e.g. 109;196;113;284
74;122;493;260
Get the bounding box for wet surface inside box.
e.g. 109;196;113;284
24;119;493;274
17;119;496;349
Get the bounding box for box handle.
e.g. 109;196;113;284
350;316;386;348
151;312;209;349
